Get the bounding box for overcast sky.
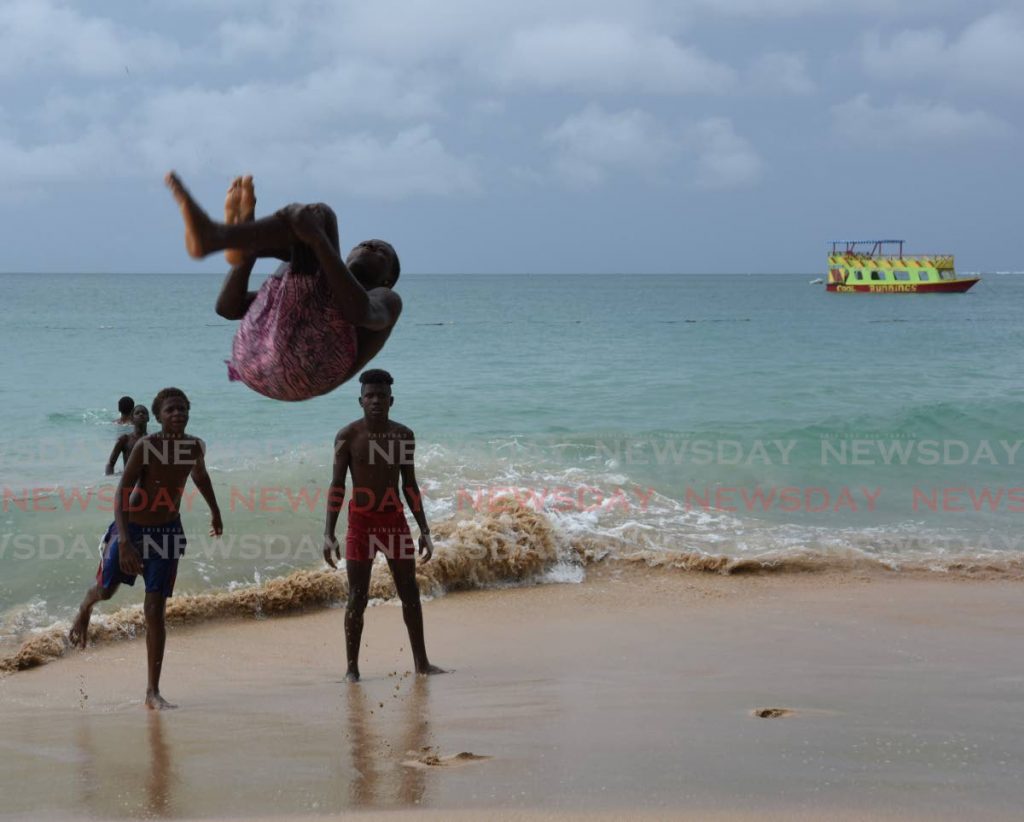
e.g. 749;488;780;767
1;0;1021;274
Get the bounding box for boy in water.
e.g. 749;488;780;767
323;369;446;682
165;172;402;402
113;395;135;425
105;404;149;475
69;387;223;710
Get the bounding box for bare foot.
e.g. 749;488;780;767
416;664;449;676
68;606;92;649
224;176;242;266
240;175;256;221
145;691;178;710
345;669;361;683
165;171;218;259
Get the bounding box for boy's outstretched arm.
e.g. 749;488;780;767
189;440;223;536
400;433;433;561
323;430;351;568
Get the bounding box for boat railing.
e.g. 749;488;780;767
829;253;954;262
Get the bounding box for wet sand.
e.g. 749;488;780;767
1;565;1023;820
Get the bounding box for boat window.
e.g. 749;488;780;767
893;270;910;281
917;271;931;281
939;269;955;280
853;271;863;280
870;271;883;281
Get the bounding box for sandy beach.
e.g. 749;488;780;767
2;563;1023;820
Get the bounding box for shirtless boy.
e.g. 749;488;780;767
105;404;149;475
165;172;402;401
69;387;223;709
323;369;445;682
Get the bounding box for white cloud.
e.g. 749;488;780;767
0;57;476;199
216;16;295;62
303;127;480;198
544;107;762;191
545;105;677;187
0;0;182;78
685;117;762;189
747;52;815;95
831;94;1010;147
862;11;1024;93
0;128;124;184
486;21;734;94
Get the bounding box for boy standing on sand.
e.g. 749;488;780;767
105;404;149;475
323;369;445;682
69;387;223;710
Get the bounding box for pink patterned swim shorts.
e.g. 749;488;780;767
226;266;358;401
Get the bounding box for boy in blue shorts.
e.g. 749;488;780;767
69;387;223;710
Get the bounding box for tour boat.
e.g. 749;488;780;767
826;240;980;293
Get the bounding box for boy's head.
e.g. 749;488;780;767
131;404;150;427
151;387;190;434
118;396;135;415
347;240;400;290
358;369;394;420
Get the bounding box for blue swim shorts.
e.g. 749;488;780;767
95;519;186;597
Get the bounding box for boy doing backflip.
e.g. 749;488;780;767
323;369;445;682
166;173;402;402
69;387;223;709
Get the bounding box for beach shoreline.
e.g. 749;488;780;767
2;563;1023;819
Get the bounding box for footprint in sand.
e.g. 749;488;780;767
402;746;491;769
752;707;795;719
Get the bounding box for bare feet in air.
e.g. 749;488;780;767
68;606;92;649
417;664;449;676
145;690;177;711
224;176;242;265
224;175;257;265
165;171;218;259
240;174;256;222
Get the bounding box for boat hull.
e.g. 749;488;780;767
827;278;979;294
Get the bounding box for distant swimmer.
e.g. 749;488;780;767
68;388;223;710
165;172;402;402
323;369;446;682
105;404;149;475
114;395;134;425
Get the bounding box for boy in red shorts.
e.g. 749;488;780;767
323;369;446;682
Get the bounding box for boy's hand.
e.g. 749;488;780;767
418;533;434;562
119;540;143;575
209;510;223;537
323;535;341;569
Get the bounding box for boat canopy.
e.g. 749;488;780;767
829;240;905;257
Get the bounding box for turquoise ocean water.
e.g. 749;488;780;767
2;271;1023;641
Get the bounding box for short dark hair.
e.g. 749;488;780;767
152;387;190;418
118;396;135;414
359;369;394;387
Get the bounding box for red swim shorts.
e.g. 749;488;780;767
345;505;415;562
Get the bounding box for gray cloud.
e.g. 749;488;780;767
0;0;182;78
685;118;763;189
831;94;1011;146
862;11;1024;93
